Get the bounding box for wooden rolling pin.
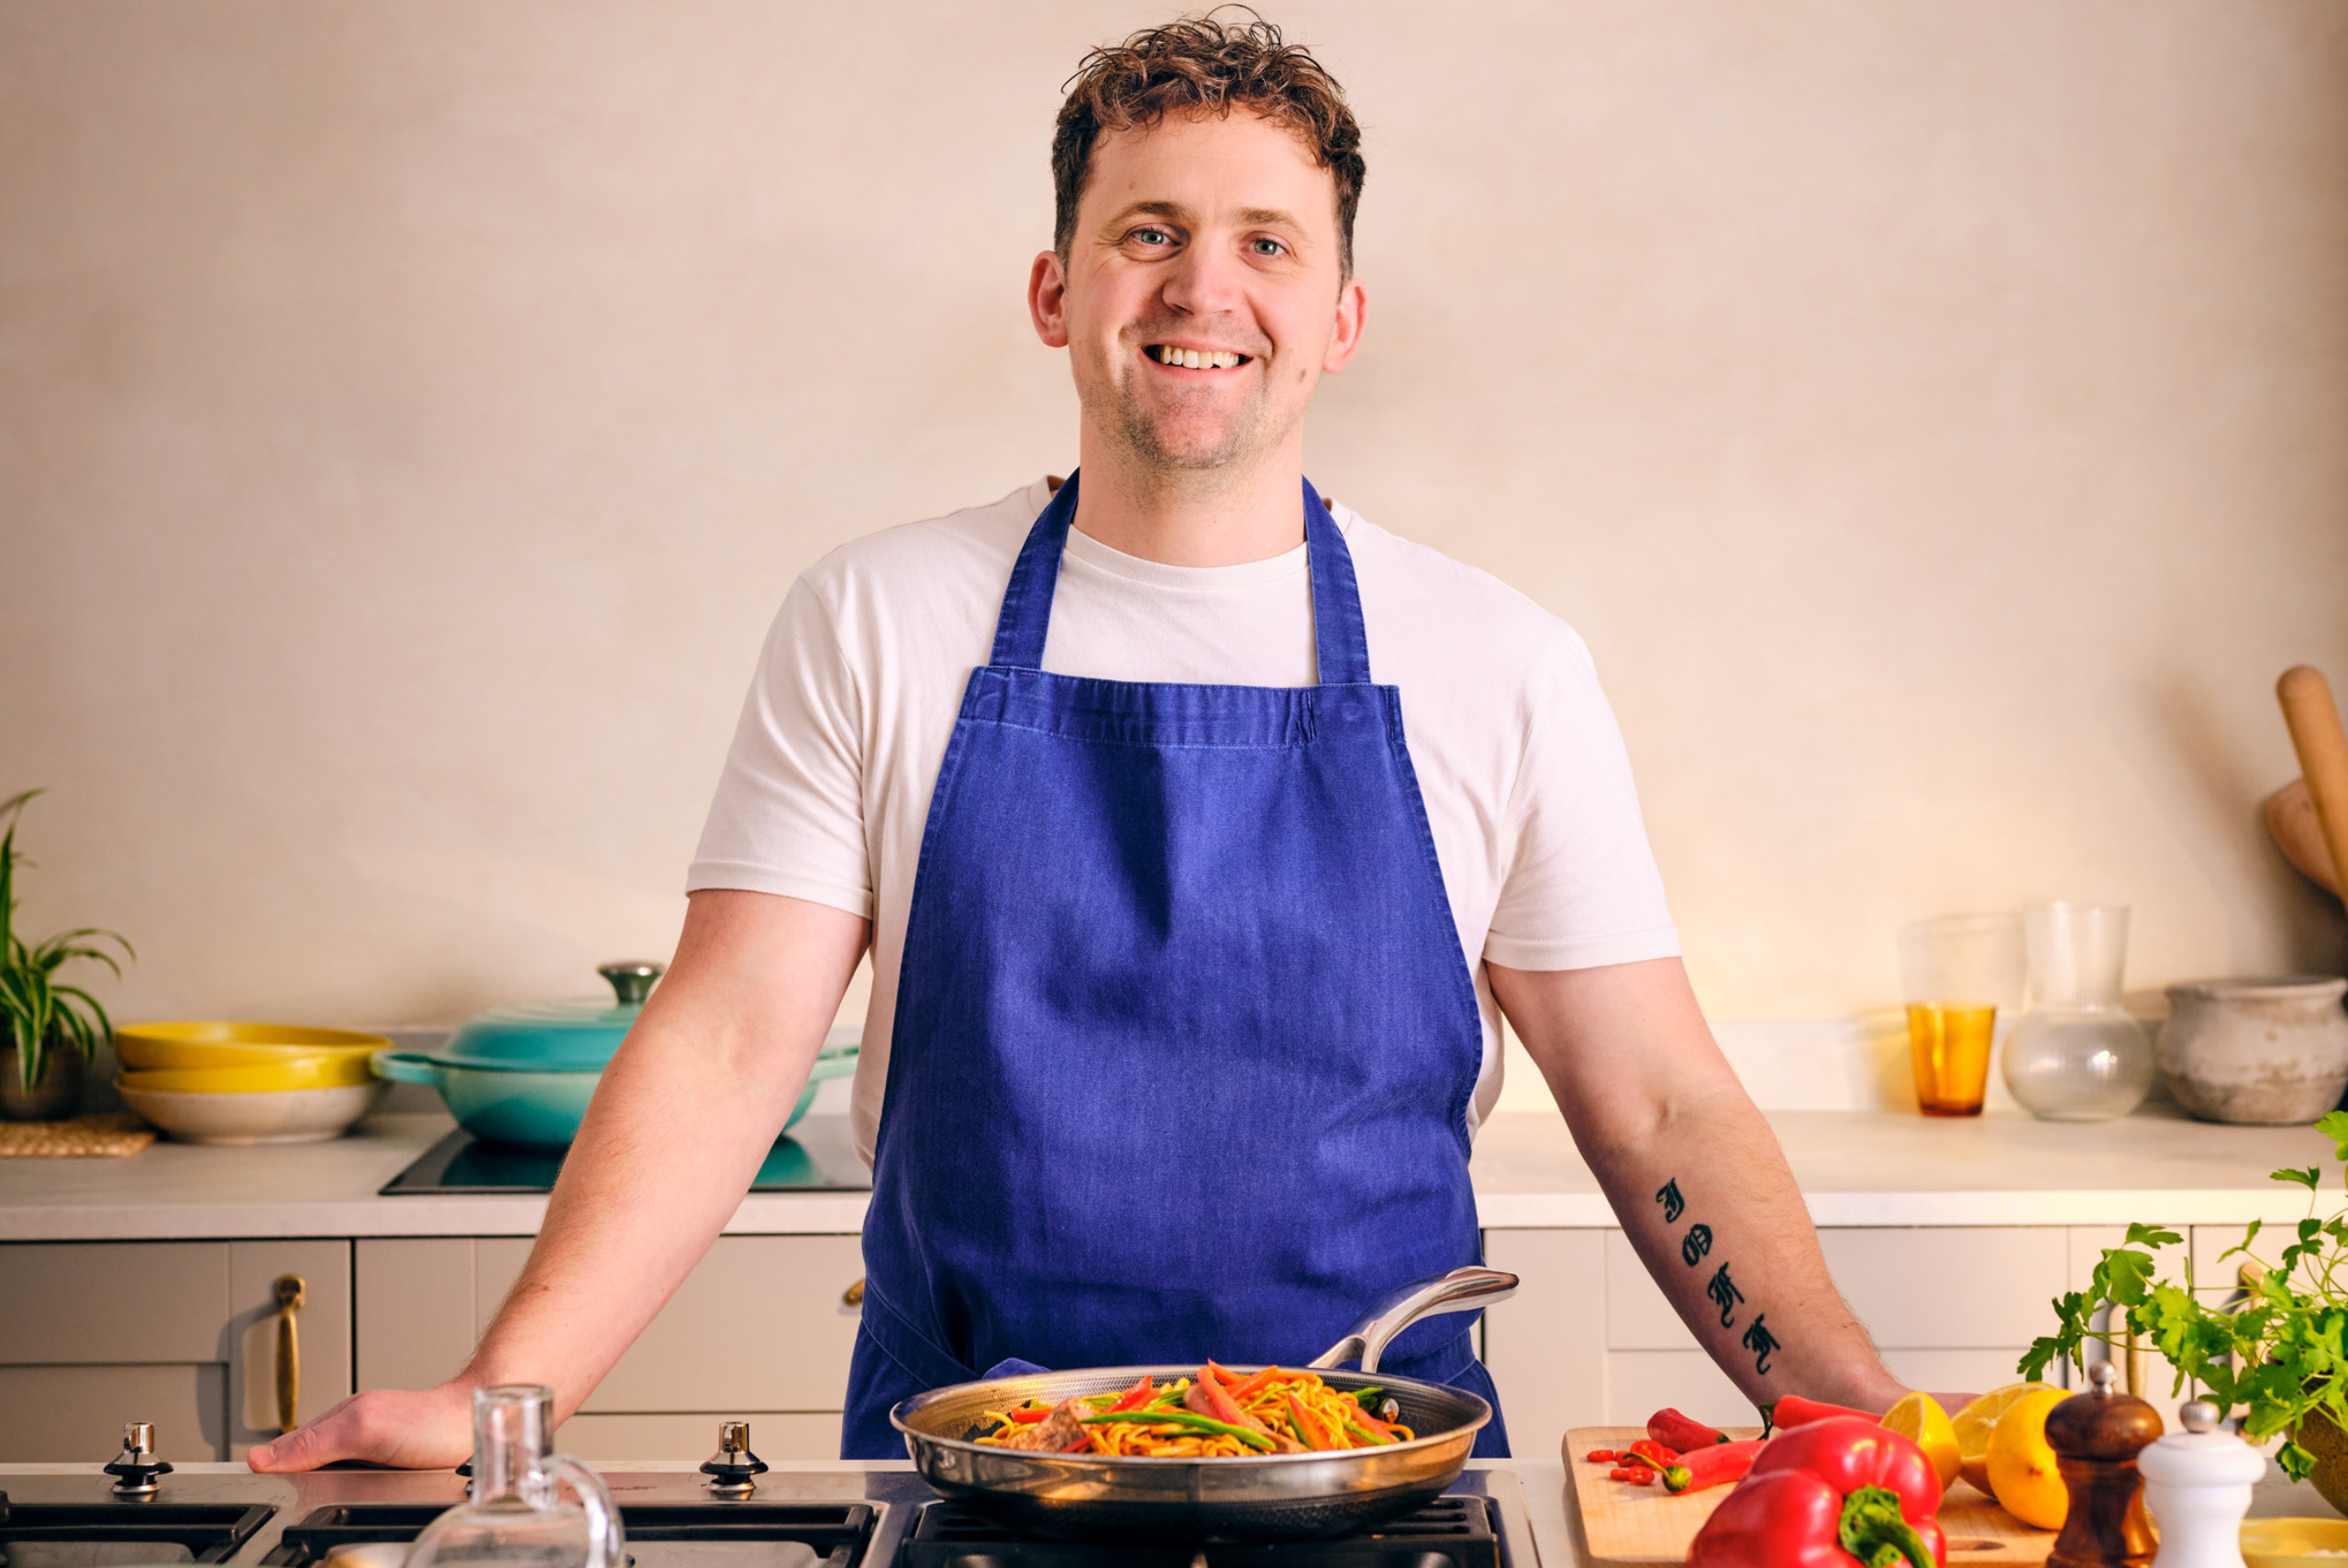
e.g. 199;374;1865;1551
2278;666;2348;902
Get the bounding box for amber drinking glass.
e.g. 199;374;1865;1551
1897;913;2023;1116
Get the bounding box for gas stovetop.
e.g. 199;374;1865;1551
0;1460;1537;1568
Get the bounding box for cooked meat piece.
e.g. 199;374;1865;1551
998;1397;1090;1452
1185;1380;1305;1452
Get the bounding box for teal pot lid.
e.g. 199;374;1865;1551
440;962;663;1071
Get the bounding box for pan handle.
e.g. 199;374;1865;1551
1307;1265;1518;1374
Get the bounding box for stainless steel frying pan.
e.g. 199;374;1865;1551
890;1266;1518;1541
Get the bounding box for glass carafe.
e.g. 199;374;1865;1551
2000;903;2154;1121
405;1386;623;1568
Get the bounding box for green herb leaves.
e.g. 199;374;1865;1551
2021;1143;2348;1483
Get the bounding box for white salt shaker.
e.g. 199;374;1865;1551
2139;1399;2266;1568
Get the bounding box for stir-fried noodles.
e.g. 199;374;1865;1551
973;1363;1415;1458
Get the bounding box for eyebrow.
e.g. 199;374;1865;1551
1102;199;1309;235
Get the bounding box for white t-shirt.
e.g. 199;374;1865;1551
690;478;1680;1163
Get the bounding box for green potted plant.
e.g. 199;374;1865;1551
2022;1110;2348;1506
1;789;134;1121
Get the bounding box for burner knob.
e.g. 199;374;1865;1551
104;1420;173;1496
700;1419;768;1496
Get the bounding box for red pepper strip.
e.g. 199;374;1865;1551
1338;1408;1397;1447
1647;1407;1731;1450
1192;1365;1252;1428
1287;1393;1344;1451
1346;1402;1405;1438
1228;1365;1283;1403
1685;1419;1943;1568
1005;1406;1051;1423
1584;1449;1621;1463
1627;1439;1680;1471
1107;1375;1156;1413
1661;1438;1766;1495
1764;1394;1880;1434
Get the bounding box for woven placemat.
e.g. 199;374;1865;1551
0;1112;155;1157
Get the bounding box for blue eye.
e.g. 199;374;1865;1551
1132;227;1172;248
1251;237;1286;258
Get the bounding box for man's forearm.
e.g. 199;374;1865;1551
1582;1082;1902;1411
1492;956;1907;1416
463;892;869;1419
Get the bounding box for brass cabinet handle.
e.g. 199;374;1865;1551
842;1276;864;1307
273;1275;305;1434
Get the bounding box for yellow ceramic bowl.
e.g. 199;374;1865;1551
116;1055;381;1094
115;1021;389;1072
2242;1518;2348;1568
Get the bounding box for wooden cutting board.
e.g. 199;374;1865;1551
1565;1427;2060;1566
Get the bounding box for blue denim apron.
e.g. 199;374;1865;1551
840;472;1508;1458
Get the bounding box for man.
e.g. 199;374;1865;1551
253;15;1907;1471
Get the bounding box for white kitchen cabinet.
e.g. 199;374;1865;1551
0;1240;351;1462
1480;1230;1604;1466
1481;1226;2074;1448
355;1234;866;1460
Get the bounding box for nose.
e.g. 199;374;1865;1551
1158;238;1249;322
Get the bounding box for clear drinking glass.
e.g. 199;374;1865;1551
2000;902;2154;1121
405;1386;623;1568
1897;913;2024;1116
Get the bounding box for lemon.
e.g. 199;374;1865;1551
1985;1386;2070;1530
1952;1381;2059;1495
1880;1391;1961;1492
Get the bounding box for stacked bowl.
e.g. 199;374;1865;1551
115;1022;391;1145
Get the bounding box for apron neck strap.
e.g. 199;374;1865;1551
988;472;1374;685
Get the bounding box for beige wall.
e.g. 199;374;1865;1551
3;1;2343;1038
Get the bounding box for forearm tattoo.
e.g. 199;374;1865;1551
1656;1176;1778;1376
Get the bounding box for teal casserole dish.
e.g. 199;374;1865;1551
373;962;858;1149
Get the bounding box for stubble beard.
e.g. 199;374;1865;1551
1095;348;1290;490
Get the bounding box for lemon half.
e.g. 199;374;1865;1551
1985;1386;2071;1530
1952;1381;2059;1495
1880;1391;1960;1491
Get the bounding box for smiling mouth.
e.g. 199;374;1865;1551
1146;345;1252;370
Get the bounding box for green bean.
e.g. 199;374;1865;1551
1080;1409;1276;1452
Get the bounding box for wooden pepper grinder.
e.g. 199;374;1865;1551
2045;1361;2166;1568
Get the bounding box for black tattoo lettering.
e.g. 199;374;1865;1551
1742;1314;1779;1375
1707;1262;1744;1328
1681;1223;1713;1267
1656;1179;1685;1224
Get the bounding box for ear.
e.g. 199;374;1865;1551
1029;250;1070;348
1322;276;1367;373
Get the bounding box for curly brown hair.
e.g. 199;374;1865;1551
1052;10;1366;277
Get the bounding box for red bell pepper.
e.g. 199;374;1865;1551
1107;1375;1156;1413
1686;1419;1944;1568
1766;1393;1880;1432
1661;1437;1765;1495
1005;1406;1051;1423
1648;1407;1731;1449
1192;1365;1251;1427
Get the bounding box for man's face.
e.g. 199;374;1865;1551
1031;110;1366;478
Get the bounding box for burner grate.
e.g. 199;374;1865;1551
899;1497;1498;1568
265;1503;874;1568
0;1496;275;1566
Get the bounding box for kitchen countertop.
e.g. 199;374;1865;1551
3;1454;2337;1568
2;1103;2340;1242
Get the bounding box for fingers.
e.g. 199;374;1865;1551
246;1386;472;1472
248;1395;365;1472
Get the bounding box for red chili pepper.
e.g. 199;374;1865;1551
1686;1418;1944;1568
1764;1394;1880;1433
1648;1407;1732;1450
1108;1375;1156;1413
1627;1438;1680;1471
1661;1438;1767;1495
1585;1448;1621;1463
1609;1466;1656;1484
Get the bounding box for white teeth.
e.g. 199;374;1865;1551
1182;348;1202;369
1152;346;1245;368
